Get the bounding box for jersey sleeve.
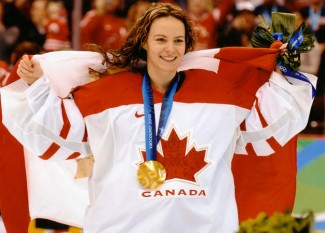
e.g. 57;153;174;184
235;71;317;156
1;51;107;160
1;74;91;161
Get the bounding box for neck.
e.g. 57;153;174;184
151;81;168;93
147;68;176;94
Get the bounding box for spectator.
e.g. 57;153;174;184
219;1;256;47
3;0;45;60
254;0;290;24
125;1;151;30
299;0;325;43
186;0;220;50
2;0;46;55
43;1;71;51
80;0;127;50
29;0;48;37
295;10;322;75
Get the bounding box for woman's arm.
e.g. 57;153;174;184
235;70;317;156
1;75;91;160
1;53;106;160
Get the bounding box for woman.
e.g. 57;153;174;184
1;3;316;233
80;0;127;50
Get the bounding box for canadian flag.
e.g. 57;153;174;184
0;44;298;228
0;60;30;232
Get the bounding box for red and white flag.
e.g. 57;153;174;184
0;45;312;227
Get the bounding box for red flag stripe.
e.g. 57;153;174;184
59;101;71;139
39;101;72;160
67;152;81;160
254;97;268;128
255;97;283;151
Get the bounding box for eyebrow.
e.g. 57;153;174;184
152;35;185;38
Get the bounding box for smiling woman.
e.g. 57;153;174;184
143;16;186;92
0;2;318;233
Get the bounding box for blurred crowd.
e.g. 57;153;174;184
0;0;324;231
0;0;324;132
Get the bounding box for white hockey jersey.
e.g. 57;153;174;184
0;48;316;233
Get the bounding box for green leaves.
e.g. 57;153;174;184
238;211;314;233
271;12;296;43
297;22;316;54
251;26;275;48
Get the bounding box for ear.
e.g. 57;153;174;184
142;42;148;51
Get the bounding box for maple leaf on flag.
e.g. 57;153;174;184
141;128;209;183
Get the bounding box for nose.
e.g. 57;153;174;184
165;41;175;52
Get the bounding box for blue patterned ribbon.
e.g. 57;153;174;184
142;72;179;161
273;28;316;97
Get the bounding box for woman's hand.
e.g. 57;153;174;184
17;55;43;85
279;43;288;55
275;43;288;74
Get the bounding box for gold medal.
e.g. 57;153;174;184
137;161;166;189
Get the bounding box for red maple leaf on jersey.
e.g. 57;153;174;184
141;128;209;183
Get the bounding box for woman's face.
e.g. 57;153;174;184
30;0;48;26
143;16;186;77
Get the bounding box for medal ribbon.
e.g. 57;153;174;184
142;72;179;161
272;28;316;97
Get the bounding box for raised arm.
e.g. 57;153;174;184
1;52;106;160
17;55;43;85
177;44;316;156
235;69;317;156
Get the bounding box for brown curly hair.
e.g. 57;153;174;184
103;2;197;72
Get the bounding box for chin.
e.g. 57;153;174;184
162;67;179;74
165;62;181;71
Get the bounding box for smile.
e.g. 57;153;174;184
160;56;177;61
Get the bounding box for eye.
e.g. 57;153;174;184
175;39;185;43
156;38;166;42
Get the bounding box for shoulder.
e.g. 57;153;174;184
181;69;223;92
183;69;216;79
73;71;143;117
75;71;141;94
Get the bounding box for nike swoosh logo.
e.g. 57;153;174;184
135;111;145;118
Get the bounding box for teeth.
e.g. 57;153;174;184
162;57;176;61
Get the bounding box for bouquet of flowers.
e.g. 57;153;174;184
251;12;315;72
238;211;314;233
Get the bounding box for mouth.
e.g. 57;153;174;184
160;56;177;62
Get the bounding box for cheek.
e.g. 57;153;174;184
179;46;186;55
147;46;160;57
146;48;159;63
